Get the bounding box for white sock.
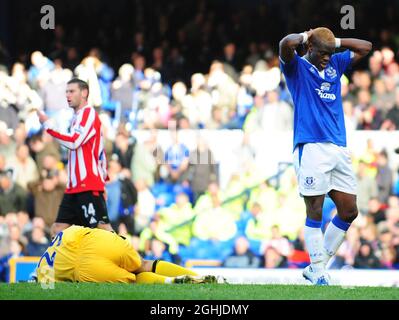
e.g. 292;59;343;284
323;218;348;267
304;225;325;272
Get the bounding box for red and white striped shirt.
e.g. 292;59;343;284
44;105;107;194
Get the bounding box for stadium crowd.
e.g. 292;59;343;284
1;1;399;282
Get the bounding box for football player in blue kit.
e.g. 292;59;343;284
279;27;372;285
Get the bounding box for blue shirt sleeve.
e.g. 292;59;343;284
279;53;299;78
330;49;353;75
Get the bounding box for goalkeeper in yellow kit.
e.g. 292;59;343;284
36;225;219;284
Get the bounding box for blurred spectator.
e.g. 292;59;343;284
192;195;237;242
243;94;265;133
371;79;394;118
164;47;187;85
0;239;25;282
332;226;361;269
25;226;49;256
140;192;195;256
261;225;292;269
14;123;28;147
356;90;383;130
169;81;187;119
0;169;27;216
28;168;65;228
288;227;310;268
377;222;397;269
222;173;247;220
87;48;115;110
208;61;239;120
74;56;103;107
113;127;136;169
131;132;157;187
183;73;213;128
261;90;293;132
384;88;399;130
17;211;32;235
375;150;393;204
39;63;71;117
247;182;279;218
386;196;399;238
143;238;174;263
131;32;150;61
356;160;378;215
133;178;156;236
27;51;54;90
28;133;61;173
187;136;218;202
243;202;273;246
131;53;146;85
222;236;262;268
194;181;222;214
105;158;137;233
343;101;357;133
111;63;135;121
11;144;39;190
220;42;241;80
354;241;382;269
0;122;16;163
164;131;190;183
64;47;80;71
367;197;386;225
7;62;43;125
245;42;261;68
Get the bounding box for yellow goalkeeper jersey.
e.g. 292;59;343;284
37;225;141;283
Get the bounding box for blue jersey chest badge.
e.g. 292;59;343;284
326;66;337;80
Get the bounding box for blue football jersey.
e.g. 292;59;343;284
280;49;353;151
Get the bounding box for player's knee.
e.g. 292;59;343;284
304;197;324;219
339;205;358;223
346;205;358;223
305;204;323;220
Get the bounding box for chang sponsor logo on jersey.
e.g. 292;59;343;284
315;82;336;100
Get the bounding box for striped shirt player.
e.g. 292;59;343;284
45;105;107;193
279;28;372;285
37;78;113;235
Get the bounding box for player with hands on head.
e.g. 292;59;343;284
279;27;372;285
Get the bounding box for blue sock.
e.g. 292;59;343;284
331;215;351;231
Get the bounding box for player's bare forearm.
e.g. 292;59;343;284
341;38;372;63
279;33;306;63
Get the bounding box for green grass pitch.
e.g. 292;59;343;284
1;283;398;300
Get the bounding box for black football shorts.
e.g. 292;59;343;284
56;191;110;227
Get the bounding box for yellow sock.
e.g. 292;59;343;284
135;272;174;284
153;260;198;277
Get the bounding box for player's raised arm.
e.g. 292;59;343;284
339;38;372;64
44;107;95;150
279;30;313;63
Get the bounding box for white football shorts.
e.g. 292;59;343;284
293;142;357;196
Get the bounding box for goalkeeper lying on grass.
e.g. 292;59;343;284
36;225;222;284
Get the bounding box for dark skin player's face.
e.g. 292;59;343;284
308;41;335;71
